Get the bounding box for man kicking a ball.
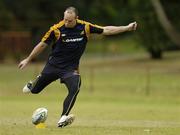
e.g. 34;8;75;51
18;6;137;127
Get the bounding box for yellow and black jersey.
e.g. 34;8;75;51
41;19;104;70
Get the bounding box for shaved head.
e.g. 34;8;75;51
65;7;78;16
64;7;78;28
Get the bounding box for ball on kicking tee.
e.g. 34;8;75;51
32;107;48;125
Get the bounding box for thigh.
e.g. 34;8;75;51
31;73;59;94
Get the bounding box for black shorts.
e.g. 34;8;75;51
30;62;80;93
42;62;79;82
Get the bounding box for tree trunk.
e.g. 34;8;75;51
149;48;162;59
151;0;180;46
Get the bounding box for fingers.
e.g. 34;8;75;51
128;22;137;31
18;62;24;69
18;59;28;69
18;63;22;69
132;22;137;31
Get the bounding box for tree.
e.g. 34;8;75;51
129;0;174;59
151;0;180;46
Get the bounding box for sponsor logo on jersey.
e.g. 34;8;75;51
63;37;84;43
61;34;66;37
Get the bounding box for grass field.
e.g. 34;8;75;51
1;53;180;135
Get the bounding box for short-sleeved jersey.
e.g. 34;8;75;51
41;19;104;71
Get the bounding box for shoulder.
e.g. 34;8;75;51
77;19;103;29
50;20;65;30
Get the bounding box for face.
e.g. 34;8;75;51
64;11;78;28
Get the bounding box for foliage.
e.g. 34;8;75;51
128;0;176;59
161;0;180;31
0;0;180;59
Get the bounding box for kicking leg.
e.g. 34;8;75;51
23;73;58;94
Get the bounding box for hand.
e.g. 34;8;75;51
127;22;137;31
18;58;30;69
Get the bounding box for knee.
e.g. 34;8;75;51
31;88;41;94
31;91;40;94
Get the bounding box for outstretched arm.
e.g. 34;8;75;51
102;22;137;35
18;42;47;69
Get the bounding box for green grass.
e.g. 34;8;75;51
86;35;143;55
1;53;180;135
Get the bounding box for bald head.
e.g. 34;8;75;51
64;7;78;28
65;7;78;16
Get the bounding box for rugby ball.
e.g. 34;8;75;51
32;107;48;125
